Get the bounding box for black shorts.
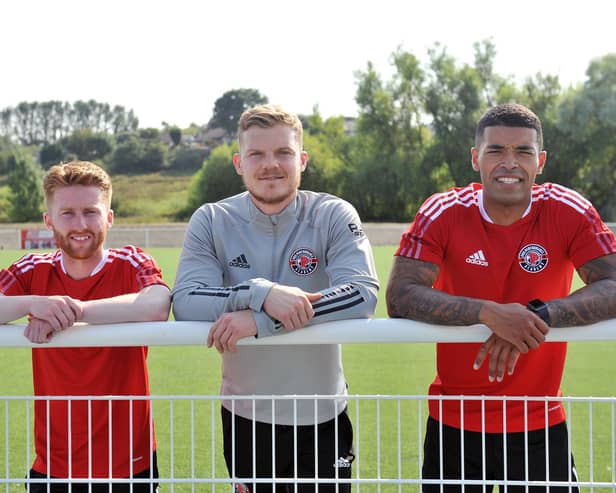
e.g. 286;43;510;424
222;406;354;493
422;417;579;493
25;451;159;493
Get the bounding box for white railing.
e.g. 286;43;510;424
2;318;616;492
2;318;616;347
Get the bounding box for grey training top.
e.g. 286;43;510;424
172;190;379;425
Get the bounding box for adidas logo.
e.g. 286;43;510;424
228;254;250;268
465;249;489;267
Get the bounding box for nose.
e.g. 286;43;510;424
262;151;280;169
501;148;519;168
72;213;88;230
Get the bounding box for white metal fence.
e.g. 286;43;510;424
2;319;616;492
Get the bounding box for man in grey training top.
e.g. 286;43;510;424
172;104;379;493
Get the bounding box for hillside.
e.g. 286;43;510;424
0;171;195;224
110;172;194;223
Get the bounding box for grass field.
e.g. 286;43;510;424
0;247;614;491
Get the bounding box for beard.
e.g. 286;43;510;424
244;173;301;208
53;229;106;260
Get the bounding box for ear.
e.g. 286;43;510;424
300;151;309;172
536;150;547;175
107;208;114;228
471;147;480;172
43;212;52;230
232;153;243;176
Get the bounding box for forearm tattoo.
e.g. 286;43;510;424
386;257;482;325
549;254;616;326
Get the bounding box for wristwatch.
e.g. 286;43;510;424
527;299;551;326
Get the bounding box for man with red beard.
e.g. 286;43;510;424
0;161;170;493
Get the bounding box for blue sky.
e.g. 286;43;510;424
3;0;614;128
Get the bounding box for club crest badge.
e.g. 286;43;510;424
518;244;549;273
289;248;319;276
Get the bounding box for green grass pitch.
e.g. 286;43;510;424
0;247;612;491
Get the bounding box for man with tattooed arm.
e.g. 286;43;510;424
386;103;616;492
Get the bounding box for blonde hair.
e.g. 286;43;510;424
44;161;112;206
238;104;303;146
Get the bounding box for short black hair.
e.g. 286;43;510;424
475;103;543;150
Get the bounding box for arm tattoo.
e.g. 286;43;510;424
549;253;616;326
386;256;483;325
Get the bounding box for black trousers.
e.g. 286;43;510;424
25;451;159;493
422;417;579;493
222;406;354;493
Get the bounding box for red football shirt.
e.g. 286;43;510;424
396;183;616;432
0;246;167;478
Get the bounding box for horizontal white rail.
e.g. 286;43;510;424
1;317;616;348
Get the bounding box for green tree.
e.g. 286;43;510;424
184;143;241;215
301;133;345;195
349;54;429;220
110;135;144;173
556;54;616;219
208;89;268;135
423;43;484;187
170;147;209;172
168;126;182;147
39;142;66;168
7;151;44;222
60;129;114;162
141;141;169;172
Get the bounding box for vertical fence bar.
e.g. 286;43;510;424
252;398;257;493
376;398;381;493
129;399;134;493
170;399;175;493
438;398;443;493
355;397;361;493
4;400;8;493
397;398;402;493
524;399;529;493
608;399;616;491
567;399;573;493
190;399;195;493
481;397;486;493
108;399;113;491
67;399;72;493
210;399;216;493
460;398;465;493
26;399;31;493
271;398;276;493
418;398;423;493
88;399;92;493
589;400;594;493
314;398;319;493
503;399;508;493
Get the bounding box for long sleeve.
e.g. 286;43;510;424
260;198;380;336
171;205;275;322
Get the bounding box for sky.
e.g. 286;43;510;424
3;0;615;129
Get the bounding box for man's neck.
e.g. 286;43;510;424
60;250;107;280
480;193;532;226
250;193;297;216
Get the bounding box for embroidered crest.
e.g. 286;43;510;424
289;248;319;276
518;244;548;273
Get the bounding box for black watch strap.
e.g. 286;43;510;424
527;298;551;326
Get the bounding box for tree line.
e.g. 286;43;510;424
2;41;616;223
